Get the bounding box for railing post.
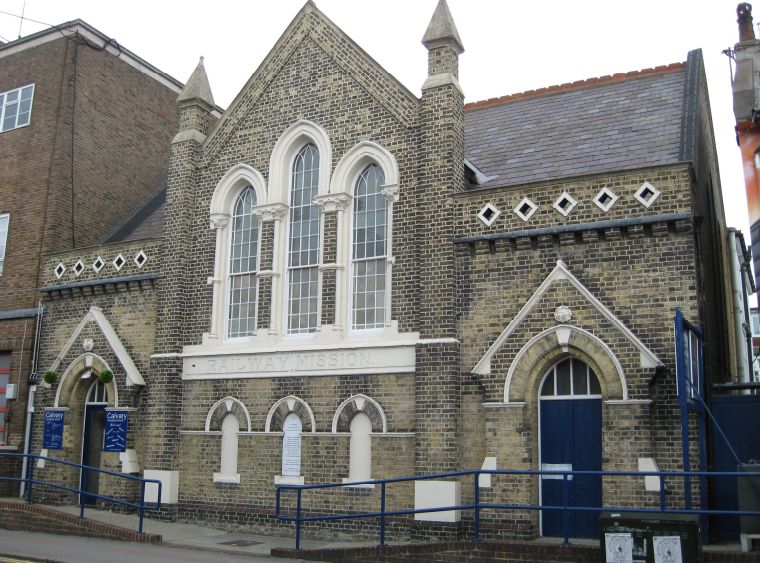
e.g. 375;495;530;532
474;472;481;541
80;467;87;519
660;472;666;512
296;488;302;551
26;454;34;505
562;474;570;546
139;481;146;534
379;482;386;547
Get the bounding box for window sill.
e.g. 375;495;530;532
213;473;240;484
275;475;304;485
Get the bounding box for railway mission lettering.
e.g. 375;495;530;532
182;344;416;380
207;351;372;373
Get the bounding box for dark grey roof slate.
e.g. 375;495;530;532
464;70;685;186
98;183;166;244
122;202;164;241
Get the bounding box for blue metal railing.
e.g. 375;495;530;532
276;468;760;550
0;452;162;534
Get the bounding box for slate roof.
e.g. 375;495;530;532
98;183;166;243
464;66;687;187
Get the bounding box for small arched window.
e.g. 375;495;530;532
217;413;240;481
540;358;602;397
352;164;387;330
86;380;108;403
348;412;372;483
287;144;321;334
227;187;259;338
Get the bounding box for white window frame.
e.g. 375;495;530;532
0;84;34;133
226;186;261;339
268;120;332;338
285;143;322;335
207;165;267;342
331;141;400;335
349;164;389;332
0;213;8;276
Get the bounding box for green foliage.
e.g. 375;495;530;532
99;369;114;384
43;371;57;385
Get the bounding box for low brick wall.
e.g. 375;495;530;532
0;500;161;543
0;452;23;497
272;539;760;563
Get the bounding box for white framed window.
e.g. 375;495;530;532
207;164;268;342
287;144;321;335
352;164;387;331
0;214;7;276
0;353;9;445
227;187;260;339
540;358;602;397
0;84;34;132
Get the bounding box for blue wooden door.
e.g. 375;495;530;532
80;404;105;505
540;397;602;539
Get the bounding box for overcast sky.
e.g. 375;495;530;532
0;0;748;244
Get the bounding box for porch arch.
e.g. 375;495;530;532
504;325;627;403
54;353;117;408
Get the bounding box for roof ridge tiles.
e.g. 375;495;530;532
464;62;686;112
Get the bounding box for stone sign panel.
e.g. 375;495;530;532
281;413;302;477
182;344;415;380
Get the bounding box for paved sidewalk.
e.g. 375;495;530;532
0;497;383;557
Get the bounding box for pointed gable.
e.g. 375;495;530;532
201;1;420;162
46;306;145;387
472;260;663;376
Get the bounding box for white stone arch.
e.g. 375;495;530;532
54;352;118;408
209;164;267;215
265;395;316;433
330;141;399;194
204;396;252;432
503;325;628;403
268;119;332;204
331;394;387;433
207;164;266;341
329;141;400;333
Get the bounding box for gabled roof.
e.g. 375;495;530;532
0;19;184;93
201;1;420;162
464;63;688;187
472;260;663;376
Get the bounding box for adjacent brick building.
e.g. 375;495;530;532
27;0;737;544
0;20;185;481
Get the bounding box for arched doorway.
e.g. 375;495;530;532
539;357;602;539
81;379;107;505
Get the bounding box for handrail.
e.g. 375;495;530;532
0;452;162;534
276;468;760;550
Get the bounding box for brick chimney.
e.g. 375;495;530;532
739;3;756;43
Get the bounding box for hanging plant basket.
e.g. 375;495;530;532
99;369;114;384
43;371;58;385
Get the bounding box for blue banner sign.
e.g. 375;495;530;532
43;410;65;450
104;411;128;452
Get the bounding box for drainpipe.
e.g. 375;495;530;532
729;230;750;384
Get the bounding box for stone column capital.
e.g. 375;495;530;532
313;193;351;213
209;213;230;230
252;203;288;222
381;184;400;203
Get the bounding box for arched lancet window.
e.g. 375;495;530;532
218;413;240;480
228;187;259;338
352;164;387;330
348;412;372;483
540;358;602;397
86;379;108;404
287;144;320;334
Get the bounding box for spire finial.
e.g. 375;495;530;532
422;0;464;54
177;56;215;108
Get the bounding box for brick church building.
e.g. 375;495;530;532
26;0;735;542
